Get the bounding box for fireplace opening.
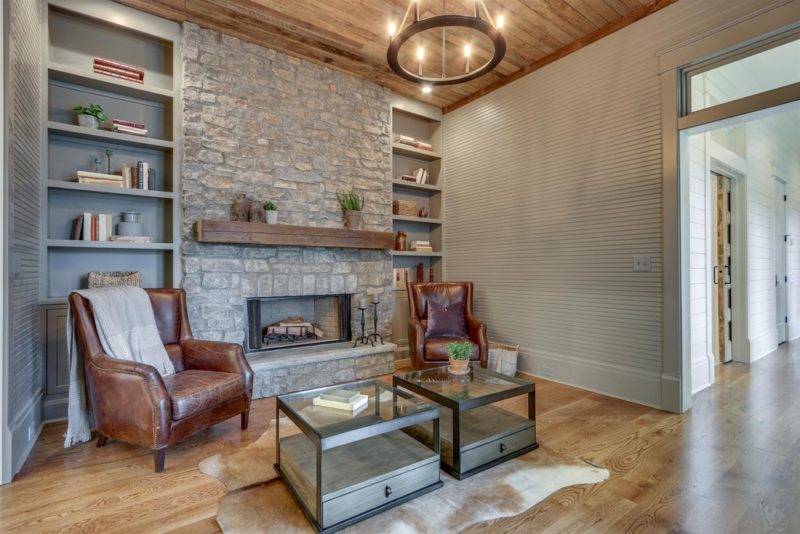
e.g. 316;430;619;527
244;294;352;353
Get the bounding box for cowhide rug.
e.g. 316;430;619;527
199;420;608;533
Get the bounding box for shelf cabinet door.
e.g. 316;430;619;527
393;291;410;358
43;306;69;419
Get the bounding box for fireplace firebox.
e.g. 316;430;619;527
244;295;352;353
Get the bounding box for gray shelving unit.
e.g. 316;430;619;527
41;0;182;301
39;0;182;421
390;96;445;360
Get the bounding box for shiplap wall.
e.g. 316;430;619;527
6;0;43;476
443;0;784;408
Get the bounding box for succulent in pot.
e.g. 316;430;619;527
446;341;473;375
73;103;108;129
264;200;278;224
337;190;365;229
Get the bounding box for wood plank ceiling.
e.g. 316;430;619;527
114;0;676;111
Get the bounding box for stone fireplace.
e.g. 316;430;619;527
179;23;396;398
244;294;352;352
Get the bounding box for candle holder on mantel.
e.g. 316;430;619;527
367;300;384;346
353;305;372;347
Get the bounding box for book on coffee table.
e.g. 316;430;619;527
313;392;368;412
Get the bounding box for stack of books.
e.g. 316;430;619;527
77;171;123;188
93;57;144;84
112;119;148;137
409;240;433;253
393;267;412;289
109;235;151;243
71;213;113;241
312;389;368;414
395;135;434;152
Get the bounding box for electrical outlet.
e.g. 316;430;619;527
542;366;555;378
633;255;652;272
27;424;35;442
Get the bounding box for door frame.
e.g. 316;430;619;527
774;175;789;344
658;0;800;412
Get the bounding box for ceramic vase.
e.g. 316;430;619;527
78;114;99;129
266;210;278;224
117;212;143;236
344;210;362;229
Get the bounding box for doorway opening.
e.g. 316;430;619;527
711;172;733;364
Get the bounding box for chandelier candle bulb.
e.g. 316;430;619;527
464;43;471;73
497;14;504;29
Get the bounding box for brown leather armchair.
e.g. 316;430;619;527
407;281;488;370
69;288;254;472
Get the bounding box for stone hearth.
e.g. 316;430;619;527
250;341;397;398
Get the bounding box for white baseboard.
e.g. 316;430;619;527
517;347;664;409
7;389;43;479
691;352;715;394
749;329;778;362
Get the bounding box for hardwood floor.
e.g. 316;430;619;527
2;344;799;533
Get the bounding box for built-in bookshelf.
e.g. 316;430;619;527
41;0;181;301
390;96;444;360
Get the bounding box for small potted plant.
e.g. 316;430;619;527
337;190;365;229
264;201;278;224
72;103;108;129
446;341;473;375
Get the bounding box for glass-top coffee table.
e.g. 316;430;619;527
393;365;537;479
275;379;442;533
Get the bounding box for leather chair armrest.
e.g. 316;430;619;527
408;320;427;369
465;315;489;368
180;339;254;398
87;354;171;448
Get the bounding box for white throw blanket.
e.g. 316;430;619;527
64;287;176;447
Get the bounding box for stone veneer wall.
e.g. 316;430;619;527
181;22;393;344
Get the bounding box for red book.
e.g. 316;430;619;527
112;119;146;129
93;57;145;76
91;215;99;241
93;66;144;84
93;63;144;80
416;263;424;283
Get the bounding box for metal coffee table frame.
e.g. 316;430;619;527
393;366;537;480
274;379;442;533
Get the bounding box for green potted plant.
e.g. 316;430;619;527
446;341;473;375
72;103;109;129
337;190;364;229
264;200;278;224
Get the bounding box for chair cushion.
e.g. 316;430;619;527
426;299;467;338
424;337;479;361
163;370;243;421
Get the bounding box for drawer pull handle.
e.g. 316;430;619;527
500;443;507;453
385;486;393;498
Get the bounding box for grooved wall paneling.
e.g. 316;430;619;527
442;0;785;407
7;0;44;473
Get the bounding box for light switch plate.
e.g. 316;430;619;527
633;256;652;272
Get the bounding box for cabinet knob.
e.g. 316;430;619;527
500;443;507;453
385;485;393;498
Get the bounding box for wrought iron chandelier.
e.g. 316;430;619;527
387;1;506;91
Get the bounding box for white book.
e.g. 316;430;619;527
98;214;107;241
82;212;92;241
414;168;424;183
421;170;429;184
312;393;368;412
141;162;150;190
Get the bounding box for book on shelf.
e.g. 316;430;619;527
92;66;144;84
399;175;417;182
112;124;149;137
112;119;145;129
80;212;112;241
70;216;83;240
409;246;434;253
414;141;433;151
77;171;124;188
109;235;152;243
312;392;368;412
412;168;429;184
137;161;150;190
93;57;144;83
393;267;412;289
410;240;430;248
395;134;415;146
93;57;145;75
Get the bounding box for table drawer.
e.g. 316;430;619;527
460;424;536;473
322;459;439;528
